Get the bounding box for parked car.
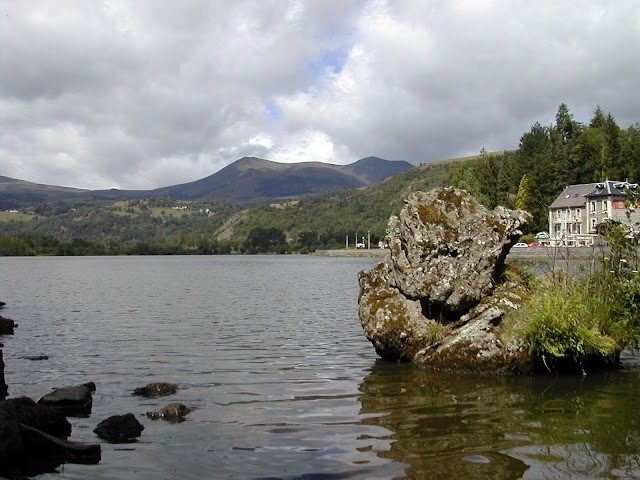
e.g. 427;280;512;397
512;242;529;248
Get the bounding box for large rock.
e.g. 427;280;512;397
1;397;71;438
38;384;93;416
20;424;101;466
0;407;23;470
0;399;100;478
358;188;532;373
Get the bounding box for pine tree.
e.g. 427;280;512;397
604;113;623;179
590;106;606;128
516;174;530;211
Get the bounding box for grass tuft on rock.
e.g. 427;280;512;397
522;282;619;362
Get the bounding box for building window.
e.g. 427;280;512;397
591;218;597;232
603;200;608;212
590;201;596;213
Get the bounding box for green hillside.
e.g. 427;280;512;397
224;156;469;251
0;156;465;254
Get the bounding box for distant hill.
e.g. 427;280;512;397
215;154;466;243
0;156;414;207
0;176;93;209
0;152;504;251
146;156;413;204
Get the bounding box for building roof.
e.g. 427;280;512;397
585;180;638;198
549;183;596;209
549;180;639;209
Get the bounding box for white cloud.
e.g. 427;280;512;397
1;0;639;189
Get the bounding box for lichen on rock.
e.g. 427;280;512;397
358;187;533;373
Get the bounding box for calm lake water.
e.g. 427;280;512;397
1;256;639;480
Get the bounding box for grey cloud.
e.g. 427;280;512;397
1;0;639;189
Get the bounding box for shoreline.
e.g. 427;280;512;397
315;246;609;260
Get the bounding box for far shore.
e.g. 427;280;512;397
315;245;610;260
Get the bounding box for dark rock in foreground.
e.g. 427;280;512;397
83;381;97;392
0;398;100;478
20;423;101;465
94;413;144;443
358;188;533;373
133;382;178;398
0;349;7;400
38;384;93;416
2;397;72;438
0;316;15;335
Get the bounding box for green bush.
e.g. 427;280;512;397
521;281;619;367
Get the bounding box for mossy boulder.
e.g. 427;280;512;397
385;188;531;311
358;187;533;373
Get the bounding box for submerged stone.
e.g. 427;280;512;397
146;402;192;423
133;382;178;398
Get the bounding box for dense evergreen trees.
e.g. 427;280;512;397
450;104;640;231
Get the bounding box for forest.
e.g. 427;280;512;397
1;104;639;256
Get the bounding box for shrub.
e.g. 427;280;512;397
520;280;619;370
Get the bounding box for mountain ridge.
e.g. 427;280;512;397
0;156;414;207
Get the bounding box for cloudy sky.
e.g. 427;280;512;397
2;1;640;190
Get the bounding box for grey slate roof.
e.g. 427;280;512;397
550;180;638;209
549;183;596;209
585;180;638;197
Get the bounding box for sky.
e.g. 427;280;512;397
2;0;640;190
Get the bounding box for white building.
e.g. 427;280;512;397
548;181;639;246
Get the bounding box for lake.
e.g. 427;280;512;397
1;256;639;479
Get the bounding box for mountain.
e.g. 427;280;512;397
1;157;414;207
148;156;413;204
342;156;414;184
0;175;93;208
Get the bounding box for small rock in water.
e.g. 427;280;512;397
83;381;96;392
20;355;49;361
94;413;144;443
463;454;491;464
146;402;191;423
133;382;178;398
0;316;16;335
38;384;93;416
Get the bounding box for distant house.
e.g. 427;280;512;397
548;181;639;246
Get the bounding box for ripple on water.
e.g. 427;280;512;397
4;256;639;480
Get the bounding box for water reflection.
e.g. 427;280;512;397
358;359;640;479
